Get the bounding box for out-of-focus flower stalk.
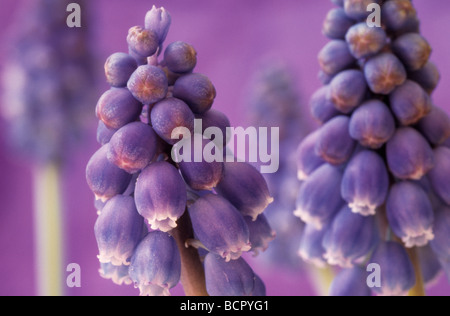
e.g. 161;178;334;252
33;163;63;296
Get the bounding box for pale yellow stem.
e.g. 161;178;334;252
33;163;64;296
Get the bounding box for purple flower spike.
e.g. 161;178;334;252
323;206;379;268
386;127;434;180
369;241;415;296
329;267;372;296
99;263;132;286
341;150;389;216
86;144;132;202
144;6;172;45
94;195;144;266
204;253;256;296
430;207;450;260
244;214;276;255
386;181;434;248
129;231;181;296
428;147;450;205
298;222;328;268
315;115;356;166
188;194;251;261
216;161;273;220
134;161;187;232
294;164;344;230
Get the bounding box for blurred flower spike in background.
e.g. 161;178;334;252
294;0;450;296
87;5;275;296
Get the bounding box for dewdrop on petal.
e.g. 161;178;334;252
129;231;181;296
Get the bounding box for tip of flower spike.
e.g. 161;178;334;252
402;228;435;248
349;202;377;217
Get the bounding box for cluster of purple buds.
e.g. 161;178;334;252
1;0;96;163
86;6;274;296
246;61;306;268
296;0;450;296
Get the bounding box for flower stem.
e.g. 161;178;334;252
407;247;426;297
33;162;64;296
171;211;208;296
307;265;335;296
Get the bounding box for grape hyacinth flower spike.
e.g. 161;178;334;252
294;0;450;296
86;6;273;296
1;0;97;296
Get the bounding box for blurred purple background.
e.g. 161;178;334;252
0;0;449;296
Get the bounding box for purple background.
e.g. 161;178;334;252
0;0;449;296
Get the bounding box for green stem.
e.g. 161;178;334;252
33;163;64;296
